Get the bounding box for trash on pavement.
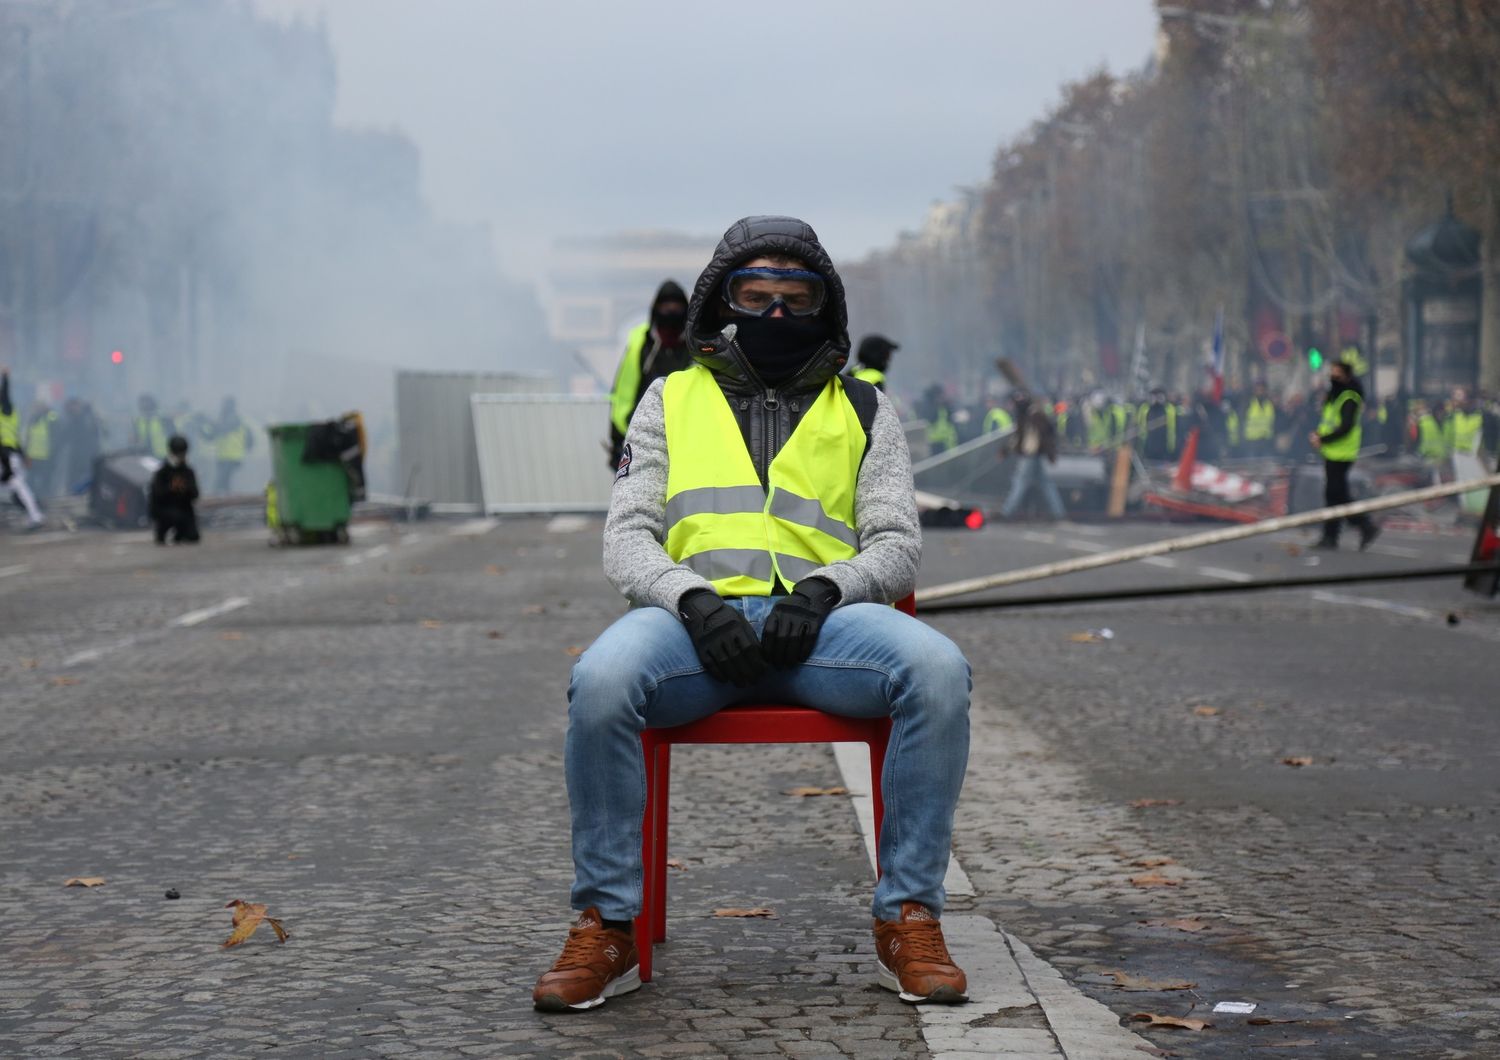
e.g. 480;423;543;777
1213;1001;1257;1014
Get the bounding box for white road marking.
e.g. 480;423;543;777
1197;565;1254;583
1141;555;1179;569
1369;543;1424;559
169;596;251;627
1312;590;1436;620
449;517;498;536
342;544;389;567
1062;538;1108;553
0;564;29;579
545;514;591;534
1063;522;1106;535
831;742;1149;1057
1018;530;1057;545
398;532;423;546
63;637;139;667
14;530;75;546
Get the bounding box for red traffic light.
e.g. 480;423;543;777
110;350;124;364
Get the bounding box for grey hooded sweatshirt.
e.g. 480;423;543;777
602;215;920;612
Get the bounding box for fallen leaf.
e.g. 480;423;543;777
1281;756;1314;767
384;595;400;605
1107;971;1197;991
1130;798;1182;809
1247;1017;1303;1026
50;676;80;687
522;604;547;615
419;619;444;629
21;658;40;669
63;877;105;888
223;899;289;948
1193;706;1220;717
1129;1012;1212;1031
1130;872;1181;888
564;646;586;657
713;907;775;918
484;564;507;576
1133;857;1176;867
783;786;849;797
666;858;686;871
408;565;430;575
486;630;504;640
1069;631;1104;643
218;632;244;641
1282;543;1302;557
1157;918;1213;933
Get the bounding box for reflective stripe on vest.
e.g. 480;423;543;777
851;367;885;387
1318;390;1362;462
1244;398;1275;440
662;365;864;597
609;323;651;436
25;411;56;459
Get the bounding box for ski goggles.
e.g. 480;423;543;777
721;267;827;318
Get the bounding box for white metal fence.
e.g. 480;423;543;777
471;394;613;513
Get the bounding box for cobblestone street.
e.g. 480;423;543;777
2;514;1497;1058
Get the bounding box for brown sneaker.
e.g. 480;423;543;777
873;902;968;1004
532;908;640;1012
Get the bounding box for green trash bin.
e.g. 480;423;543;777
267;415;365;545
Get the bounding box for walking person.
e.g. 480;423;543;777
532;216;971;1012
208;396;254;494
149;435;201;545
998;390;1066;521
0;366;46;529
1311;357;1379;551
22;399;59;498
607;281;693;470
849;334;898;391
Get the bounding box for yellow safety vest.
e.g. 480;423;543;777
134;415;171;458
662;365;864;596
609;323;652;437
1136;403;1176;451
24;411;57;459
216;421;250;461
1417;414;1447;461
1244;398;1275;441
1086;409;1112;450
1111;404;1129;444
0;408;18;449
851;367;886;388
1318;390;1363;462
1446;410;1484;454
1225;408;1241;447
982;407;1014;434
926;406;958;450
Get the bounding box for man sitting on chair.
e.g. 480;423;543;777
533;216;972;1012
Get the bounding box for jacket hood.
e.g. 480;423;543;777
650;280;688;319
685;215;852;393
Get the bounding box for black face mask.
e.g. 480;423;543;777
729;316;832;387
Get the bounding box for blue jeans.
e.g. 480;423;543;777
565;598;971;922
1000;454;1066;519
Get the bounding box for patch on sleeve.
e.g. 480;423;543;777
615;442;632;481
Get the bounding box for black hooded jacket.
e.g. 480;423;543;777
683;216;859;483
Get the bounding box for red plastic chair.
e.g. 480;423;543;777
634;593;916;982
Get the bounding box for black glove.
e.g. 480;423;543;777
677;588;767;687
761;577;841;668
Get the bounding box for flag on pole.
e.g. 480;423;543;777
1210;306;1225;403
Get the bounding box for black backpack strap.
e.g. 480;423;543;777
841;375;880;445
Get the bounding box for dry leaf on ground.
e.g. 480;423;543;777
713;907;774;918
1130;872;1181;888
564;646;586;657
1281;756;1314;767
522;604;547;616
1069;632;1104;643
50;676;80;687
1107;971;1197;991
666;858;686;871
1129;1012;1212;1031
1193;706;1220;717
218;632;244;641
783;786;849;797
486;630;504;640
484;564;507;576
384;595;400;605
408;564;430;575
1156;918;1213;933
1130;798;1182;809
1133;856;1176;868
1247;1017;1303;1025
1282;543;1303;557
63;877;105;888
419;619;444;629
222;899;289;948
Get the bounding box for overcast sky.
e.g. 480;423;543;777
257;0;1157;279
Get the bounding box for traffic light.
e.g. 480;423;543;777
110;349;124;365
1306;347;1323;371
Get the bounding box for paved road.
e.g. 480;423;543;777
1;512;1496;1058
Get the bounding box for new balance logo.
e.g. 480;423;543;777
604;945;621;962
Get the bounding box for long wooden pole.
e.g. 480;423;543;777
917;474;1500;604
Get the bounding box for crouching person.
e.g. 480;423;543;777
533;216;972;1012
150;435;200;545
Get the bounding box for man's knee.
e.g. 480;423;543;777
899;627;971;710
567;608;682;729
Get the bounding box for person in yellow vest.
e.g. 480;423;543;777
1310;357;1378;550
920;382;959;454
607;280;691;470
1445;387;1486;458
1411;399;1448;463
22;399;59;497
1241;382;1278;458
132;394;173;459
981;395;1015;436
0;366;46;529
533;216;971;1013
1136;387;1177;461
849;333;897;391
208;396;255;494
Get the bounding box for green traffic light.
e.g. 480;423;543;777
1307;347;1323;370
